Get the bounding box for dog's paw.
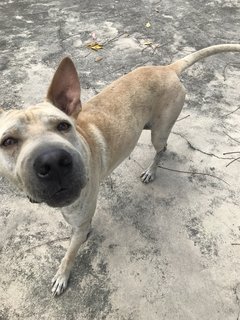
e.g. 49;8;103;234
140;168;156;183
51;272;69;296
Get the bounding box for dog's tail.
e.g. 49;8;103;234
169;44;240;75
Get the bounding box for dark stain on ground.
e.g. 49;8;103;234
186;216;218;256
102;175;160;242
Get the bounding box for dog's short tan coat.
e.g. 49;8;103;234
0;44;240;295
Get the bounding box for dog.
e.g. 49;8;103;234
0;44;239;296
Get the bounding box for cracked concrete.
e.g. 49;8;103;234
0;0;240;319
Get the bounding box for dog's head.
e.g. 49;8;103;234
0;58;88;207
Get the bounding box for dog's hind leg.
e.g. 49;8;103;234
141;85;185;183
141;144;167;183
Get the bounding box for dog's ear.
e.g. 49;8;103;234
47;57;81;118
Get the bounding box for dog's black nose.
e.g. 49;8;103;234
34;149;73;179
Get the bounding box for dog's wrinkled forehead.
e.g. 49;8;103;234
0;102;74;137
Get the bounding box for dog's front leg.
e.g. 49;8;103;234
51;219;91;296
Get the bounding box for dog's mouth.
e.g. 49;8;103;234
27;195;41;204
55;187;68;195
27;186;81;207
51;187;70;200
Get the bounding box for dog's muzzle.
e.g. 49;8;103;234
22;145;87;207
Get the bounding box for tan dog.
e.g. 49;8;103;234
0;44;240;296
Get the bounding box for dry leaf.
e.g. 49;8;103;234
145;22;151;28
95;56;103;62
143;40;152;46
87;42;103;51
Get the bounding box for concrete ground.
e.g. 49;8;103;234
0;0;240;319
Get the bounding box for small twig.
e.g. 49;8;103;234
20;236;70;255
102;66;125;77
131;158;144;170
177;114;190;122
231;243;240;246
173;131;233;160
224;132;240;144
102;32;127;46
221;105;240;117
223;151;240;155
158;165;229;185
226;156;240;167
140;41;170;56
84;51;92;58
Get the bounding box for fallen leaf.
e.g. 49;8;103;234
143;40;152;46
87;42;103;51
95;56;103;62
145;22;151;28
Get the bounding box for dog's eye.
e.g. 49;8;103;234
1;137;18;147
57;121;71;132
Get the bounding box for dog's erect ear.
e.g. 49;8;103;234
47;57;81;118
